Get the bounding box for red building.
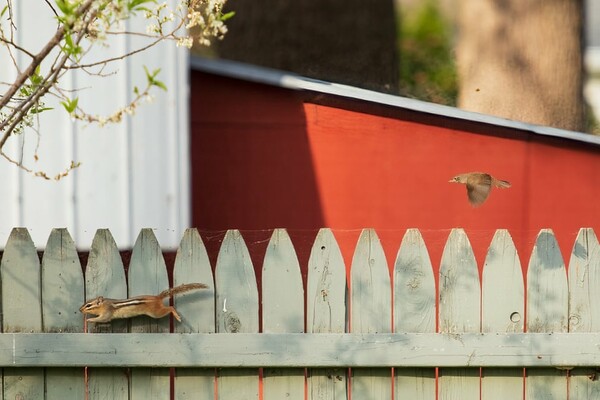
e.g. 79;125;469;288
189;57;600;279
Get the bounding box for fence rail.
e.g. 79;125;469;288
0;226;599;400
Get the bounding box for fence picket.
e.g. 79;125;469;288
1;228;44;398
351;229;391;399
526;229;568;399
262;229;304;400
307;228;348;400
85;229;128;399
438;228;480;400
129;228;171;399
481;229;524;400
174;228;216;399
42;228;85;397
394;228;436;400
568;228;600;399
215;230;259;399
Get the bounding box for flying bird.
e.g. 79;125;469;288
449;172;511;206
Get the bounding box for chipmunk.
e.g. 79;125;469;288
79;283;208;323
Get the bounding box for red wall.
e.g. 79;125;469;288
190;69;600;286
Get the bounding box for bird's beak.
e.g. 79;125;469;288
448;179;456;183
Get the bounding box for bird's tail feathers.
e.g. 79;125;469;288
493;179;511;188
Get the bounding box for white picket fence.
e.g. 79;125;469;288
0;226;599;399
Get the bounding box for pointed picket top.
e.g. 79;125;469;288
568;230;600;400
215;230;259;400
351;228;390;333
42;229;85;400
395;229;435;400
351;229;392;399
568;228;600;332
215;229;259;334
262;228;304;333
129;228;170;332
1;228;42;332
85;229;127;301
173;228;215;334
1;228;44;398
527;229;568;333
307;228;347;334
481;230;524;400
42;228;84;333
394;228;435;333
482;229;524;333
173;231;215;400
438;228;480;334
307;228;348;400
86;231;128;400
438;229;480;400
262;229;304;400
128;229;170;399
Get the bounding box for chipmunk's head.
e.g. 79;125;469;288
79;296;105;314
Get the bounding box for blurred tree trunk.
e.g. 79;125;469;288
213;0;398;93
457;0;585;131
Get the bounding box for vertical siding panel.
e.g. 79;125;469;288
174;228;216;400
394;229;436;400
42;228;85;397
438;228;480;400
215;230;259;400
481;230;524;400
1;228;44;398
85;229;128;400
262;229;305;400
526;229;568;399
127;5;189;249
350;229;391;399
568;228;600;399
129;229;171;399
307;228;348;400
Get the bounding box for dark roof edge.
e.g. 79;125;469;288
190;56;600;146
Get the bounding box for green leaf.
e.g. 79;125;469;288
220;11;235;21
55;0;75;15
127;0;156;12
1;5;8;18
143;66;167;91
31;107;53;114
60;97;79;114
152;79;167;91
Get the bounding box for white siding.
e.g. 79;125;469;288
0;0;189;249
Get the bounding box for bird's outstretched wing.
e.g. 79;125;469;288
466;174;492;206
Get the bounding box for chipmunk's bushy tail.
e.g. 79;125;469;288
159;283;209;299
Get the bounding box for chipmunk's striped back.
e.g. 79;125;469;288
80;282;209;323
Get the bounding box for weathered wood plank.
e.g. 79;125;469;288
351;229;391;399
0;332;598;367
85;229;128;400
481;229;524;400
1;228;44;398
526;229;568;399
307;228;347;400
568;228;600;399
262;229;304;400
438;228;480;400
394;228;435;400
128;228;170;400
173;228;216;400
42;228;85;398
215;230;259;399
